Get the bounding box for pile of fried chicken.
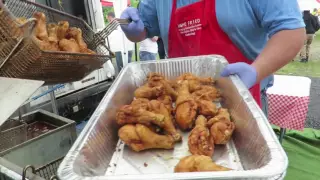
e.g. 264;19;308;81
116;72;236;173
16;12;95;54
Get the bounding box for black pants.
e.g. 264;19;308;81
261;89;268;117
115;51;132;72
157;38;166;59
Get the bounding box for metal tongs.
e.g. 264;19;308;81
89;18;132;57
115;18;132;25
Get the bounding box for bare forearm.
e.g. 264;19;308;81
125;29;147;42
252;28;306;82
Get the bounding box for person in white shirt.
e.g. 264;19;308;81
139;36;158;61
107;12;134;71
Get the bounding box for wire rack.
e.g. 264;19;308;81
0;0;115;84
0;119;27;152
22;157;64;180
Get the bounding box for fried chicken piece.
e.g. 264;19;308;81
177;73;215;84
80;48;96;54
116;105;165;127
14;17;28;38
174;155;231;172
192;85;221;101
130;98;179;140
33;12;48;41
134;84;164;99
33;37;59;51
118;124;175;152
175;81;198;131
130;98;151;110
16;17;27;25
176;73;215;92
208;108;235;145
145;124;162;133
147;73;178;100
149;100;181;142
57;21;69;40
207;108;231;126
197;100;218;117
209;121;235;145
47;23;58;43
58;38;80;53
157;95;173;112
66;27;87;49
188;115;214;157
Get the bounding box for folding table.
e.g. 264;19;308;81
267;75;311;142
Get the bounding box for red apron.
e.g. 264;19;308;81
168;0;261;106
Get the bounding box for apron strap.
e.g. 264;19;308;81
172;0;178;13
202;0;212;27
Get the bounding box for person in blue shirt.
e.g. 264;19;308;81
120;0;305;116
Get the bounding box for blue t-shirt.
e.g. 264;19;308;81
138;0;304;90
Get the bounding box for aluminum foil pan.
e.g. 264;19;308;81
58;55;287;180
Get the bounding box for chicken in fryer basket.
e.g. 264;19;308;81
33;12;48;41
15;12;96;54
57;21;69;40
66;27;95;54
59;38;80;53
174;155;231;172
32;12;60;51
118;124;175;152
47;23;58;43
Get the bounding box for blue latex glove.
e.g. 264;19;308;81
220;62;257;89
120;7;145;36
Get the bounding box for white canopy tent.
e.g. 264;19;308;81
90;0;133;69
110;0;132;67
298;0;320;11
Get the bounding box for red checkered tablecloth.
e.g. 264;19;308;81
267;94;309;130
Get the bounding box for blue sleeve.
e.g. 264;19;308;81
138;0;161;38
249;0;305;37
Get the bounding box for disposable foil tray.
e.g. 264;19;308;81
58;55;288;180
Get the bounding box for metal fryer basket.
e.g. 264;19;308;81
0;119;27;152
0;0;112;84
0;5;27;67
22;157;64;180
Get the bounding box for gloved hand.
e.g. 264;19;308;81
220;62;257;89
120;7;145;36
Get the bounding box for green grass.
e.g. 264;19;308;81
131;43;160;62
276;32;320;77
277;61;320;77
